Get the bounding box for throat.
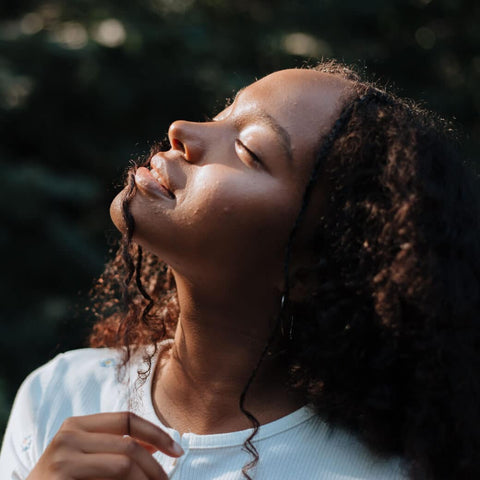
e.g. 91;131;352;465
150;344;304;436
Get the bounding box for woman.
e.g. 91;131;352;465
1;61;479;479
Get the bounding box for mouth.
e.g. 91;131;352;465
134;164;175;200
149;154;176;197
149;168;175;198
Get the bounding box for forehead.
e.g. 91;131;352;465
234;69;353;162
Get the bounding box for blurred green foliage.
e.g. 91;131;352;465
0;0;479;437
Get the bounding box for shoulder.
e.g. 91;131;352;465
309;418;407;479
26;347;127;412
0;348;129;476
257;411;408;479
20;348;129;443
310;417;408;479
23;347;124;400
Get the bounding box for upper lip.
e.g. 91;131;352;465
149;154;175;198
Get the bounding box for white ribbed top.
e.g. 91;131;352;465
0;348;407;479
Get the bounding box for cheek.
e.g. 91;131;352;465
185;171;300;255
120;166;305;276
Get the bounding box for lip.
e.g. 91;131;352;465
134;166;175;200
151;155;176;192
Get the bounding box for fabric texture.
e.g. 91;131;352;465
0;347;407;479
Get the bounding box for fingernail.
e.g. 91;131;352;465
171;441;184;456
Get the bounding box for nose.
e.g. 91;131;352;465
168;120;205;163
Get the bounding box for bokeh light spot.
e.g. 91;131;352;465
20;13;44;35
92;19;126;48
282;32;332;57
52;22;88;50
415;26;436;49
0;73;34;109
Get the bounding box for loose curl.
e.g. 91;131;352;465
89;61;480;479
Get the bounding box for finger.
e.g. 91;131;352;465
135;439;158;454
63;412;183;457
72;431;167;479
70;452;168;480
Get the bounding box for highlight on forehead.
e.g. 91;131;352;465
224;61;359;113
221;64;356;114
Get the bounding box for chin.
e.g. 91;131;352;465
110;190;128;233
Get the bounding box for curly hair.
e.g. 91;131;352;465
89;61;480;479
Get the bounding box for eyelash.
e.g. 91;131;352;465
235;139;262;167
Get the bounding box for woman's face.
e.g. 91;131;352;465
111;69;351;285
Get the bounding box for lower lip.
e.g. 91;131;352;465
134;167;174;200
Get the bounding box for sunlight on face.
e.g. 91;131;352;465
110;69;352;286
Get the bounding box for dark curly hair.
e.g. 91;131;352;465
88;61;480;480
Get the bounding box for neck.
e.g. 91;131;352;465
151;271;302;435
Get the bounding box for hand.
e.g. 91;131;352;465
26;412;183;480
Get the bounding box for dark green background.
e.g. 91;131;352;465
1;0;479;435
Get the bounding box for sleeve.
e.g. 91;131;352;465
0;355;62;480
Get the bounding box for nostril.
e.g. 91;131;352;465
171;138;185;153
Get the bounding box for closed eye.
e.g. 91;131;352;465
235;139;262;168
